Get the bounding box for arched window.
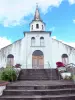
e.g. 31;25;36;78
31;37;35;46
32;25;33;30
42;25;43;30
40;37;44;46
36;24;39;29
7;54;14;66
61;54;69;65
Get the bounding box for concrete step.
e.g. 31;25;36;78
3;89;75;96
6;84;75;90
18;69;60;80
0;67;74;100
1;94;75;100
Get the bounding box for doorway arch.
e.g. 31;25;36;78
32;50;44;69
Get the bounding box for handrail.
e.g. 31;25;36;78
65;63;75;68
47;61;53;80
65;63;75;74
47;61;51;69
56;63;75;80
64;63;75;83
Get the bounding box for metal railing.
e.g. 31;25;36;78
60;63;75;83
47;61;54;80
65;63;75;68
65;63;75;77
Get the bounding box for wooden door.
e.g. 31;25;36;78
32;56;44;69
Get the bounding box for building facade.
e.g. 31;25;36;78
0;5;75;69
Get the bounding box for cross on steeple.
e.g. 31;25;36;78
34;3;41;20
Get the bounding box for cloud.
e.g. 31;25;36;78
0;37;11;49
52;36;56;39
68;0;75;4
0;0;63;27
73;19;75;24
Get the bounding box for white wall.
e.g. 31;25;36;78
25;32;52;69
51;38;75;68
0;39;26;68
0;32;75;69
25;32;75;69
30;21;45;31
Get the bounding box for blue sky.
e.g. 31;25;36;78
0;0;75;48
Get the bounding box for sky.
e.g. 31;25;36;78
0;0;75;48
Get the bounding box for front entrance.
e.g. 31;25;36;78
32;50;44;69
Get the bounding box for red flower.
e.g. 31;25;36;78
56;62;65;68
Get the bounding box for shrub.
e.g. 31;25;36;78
6;66;13;68
0;67;17;82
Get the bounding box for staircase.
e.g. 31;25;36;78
18;69;60;80
0;69;75;100
0;80;75;100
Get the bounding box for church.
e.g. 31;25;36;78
0;5;75;69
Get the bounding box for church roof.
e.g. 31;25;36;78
30;4;45;25
52;38;75;50
23;31;51;36
34;4;41;21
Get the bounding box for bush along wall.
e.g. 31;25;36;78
0;67;17;82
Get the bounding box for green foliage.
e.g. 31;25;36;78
6;66;13;68
0;67;4;80
0;67;17;82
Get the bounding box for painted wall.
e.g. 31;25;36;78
0;31;75;69
51;38;75;68
25;32;51;69
0;39;26;68
30;21;45;31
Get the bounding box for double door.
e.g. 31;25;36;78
32;56;44;69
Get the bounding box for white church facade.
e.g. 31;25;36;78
0;5;75;69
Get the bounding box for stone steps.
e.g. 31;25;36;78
0;68;75;100
3;89;75;95
18;69;60;80
6;83;75;90
1;94;75;100
0;80;75;100
6;85;75;90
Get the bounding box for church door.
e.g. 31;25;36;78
32;50;44;69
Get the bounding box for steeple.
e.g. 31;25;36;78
30;4;45;32
34;4;41;20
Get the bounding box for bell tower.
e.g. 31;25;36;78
30;5;45;32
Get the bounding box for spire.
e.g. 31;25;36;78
34;4;41;20
30;4;45;32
